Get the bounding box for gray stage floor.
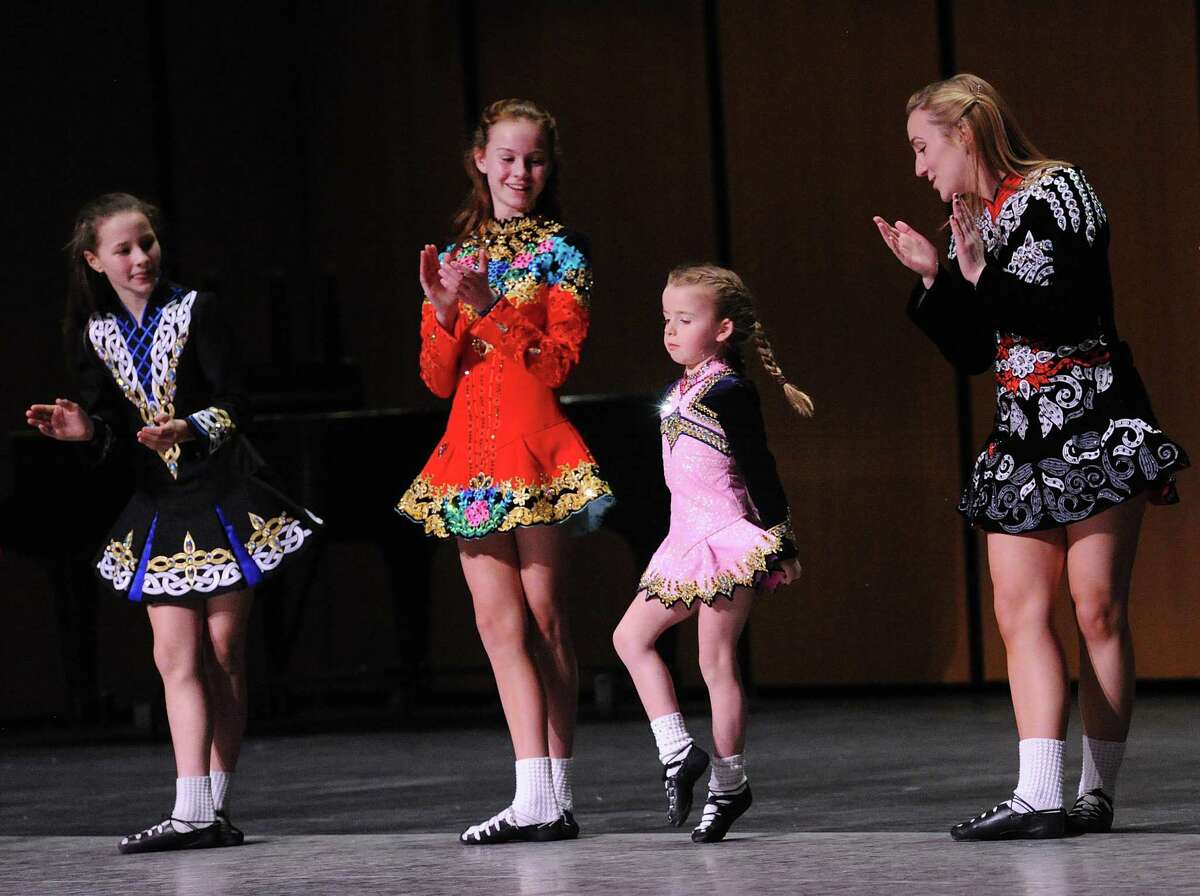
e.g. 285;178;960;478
2;694;1198;894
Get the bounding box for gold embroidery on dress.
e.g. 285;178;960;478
639;521;792;609
146;531;236;587
661;411;730;455
396;460;611;539
87;291;198;479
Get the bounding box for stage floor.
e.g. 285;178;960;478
2;694;1197;894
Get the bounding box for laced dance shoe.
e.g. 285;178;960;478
1066;789;1114;835
950;794;1066;841
117;816;220;855
690;784;753;843
459;807;573;845
664;745;710;827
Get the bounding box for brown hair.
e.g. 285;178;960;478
453;98;563;240
906;73;1069;216
668;264;814;418
63;192;161;350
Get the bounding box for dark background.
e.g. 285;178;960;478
3;0;1198;730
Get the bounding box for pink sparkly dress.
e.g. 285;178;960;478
638;359;796;608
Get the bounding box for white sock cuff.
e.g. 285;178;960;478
513;757;558;825
173;776;215;823
210;770;233;814
1014;738;1064;812
1080;735;1126;797
709;754;747;793
650;712;693;763
551;757;574;812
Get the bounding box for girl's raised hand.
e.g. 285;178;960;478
873;216;939;287
137;413;192;452
25;399;93;442
949;194;985;285
419;244;458;328
451;244;496;313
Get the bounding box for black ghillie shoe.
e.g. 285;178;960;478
560;809;580;840
691;783;752;843
664;745;710;827
117;816;220;855
1065;789;1114;835
950;794;1066;841
459;808;574;845
214;810;245;847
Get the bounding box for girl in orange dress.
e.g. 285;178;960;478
397;99;613;844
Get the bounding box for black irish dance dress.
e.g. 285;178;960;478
81;281;321;602
909;166;1188;534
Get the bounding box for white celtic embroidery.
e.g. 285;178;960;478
87;291;198;478
245;513;316;573
190;407;236;453
1005;232;1055;285
972;168;1108;259
98;511;317;597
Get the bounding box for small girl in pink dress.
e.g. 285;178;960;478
613;264;811;843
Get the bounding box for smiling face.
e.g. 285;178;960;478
662;282;733;370
83;211;161;305
907;107;974;203
474;117;550;221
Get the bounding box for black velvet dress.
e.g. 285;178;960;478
909;167;1188;534
79;281;321;602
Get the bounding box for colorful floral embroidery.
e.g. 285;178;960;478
437;216;592;312
994;333;1112;439
397;461;611;539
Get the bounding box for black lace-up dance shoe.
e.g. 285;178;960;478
691;783;753;843
1066;789;1114;834
950;794;1066;841
664;745;710;827
459;807;574;845
561;809;580;839
117;816;220;855
214;810;245;847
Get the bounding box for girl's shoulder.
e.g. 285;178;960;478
705;369;757;402
1010;165;1108;245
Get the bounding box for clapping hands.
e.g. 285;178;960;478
419;244;496;329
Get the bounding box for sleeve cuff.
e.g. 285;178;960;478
185;415;211;449
187;408;235;453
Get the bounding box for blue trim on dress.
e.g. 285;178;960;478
129;513;158;602
215;503;262;587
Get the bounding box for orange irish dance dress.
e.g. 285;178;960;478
396;215;613;538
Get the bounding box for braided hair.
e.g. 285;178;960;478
667;264;813;418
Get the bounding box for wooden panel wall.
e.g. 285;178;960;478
719;1;971;685
4;2;1199;720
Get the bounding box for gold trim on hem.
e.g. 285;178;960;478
396;461;612;539
639;520;793;609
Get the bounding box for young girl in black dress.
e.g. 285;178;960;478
27;193;321;854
